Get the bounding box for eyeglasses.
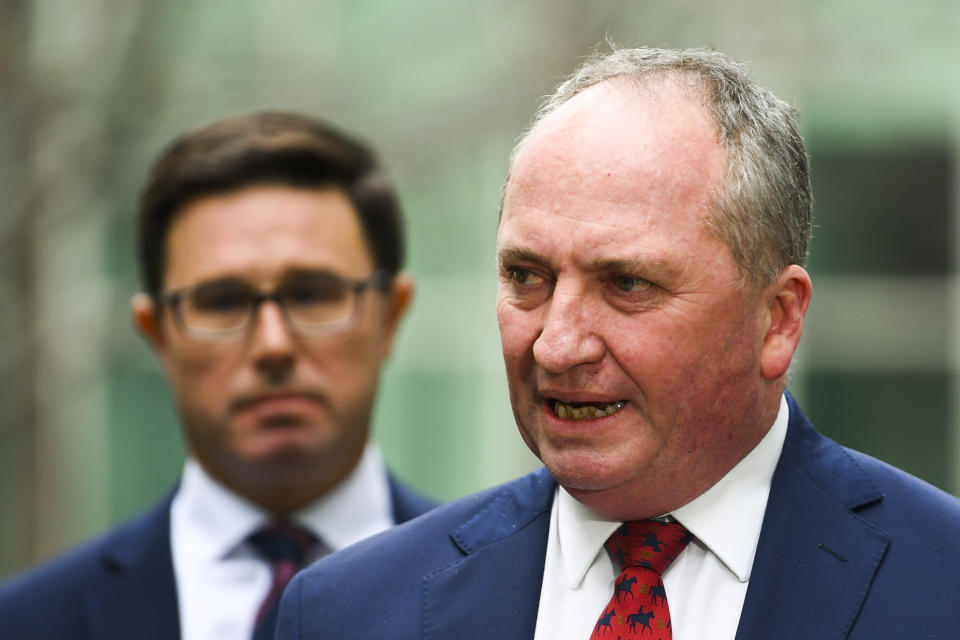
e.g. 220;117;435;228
161;271;391;343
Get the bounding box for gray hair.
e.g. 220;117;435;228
507;47;812;286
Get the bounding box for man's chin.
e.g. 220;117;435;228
544;461;619;494
541;449;647;496
251;437;326;465
237;429;328;468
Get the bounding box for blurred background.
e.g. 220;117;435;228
1;0;958;577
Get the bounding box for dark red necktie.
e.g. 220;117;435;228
590;520;691;640
247;520;328;640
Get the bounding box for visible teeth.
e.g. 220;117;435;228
554;400;625;420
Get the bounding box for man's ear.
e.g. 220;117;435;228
131;293;165;352
378;273;414;360
760;265;812;380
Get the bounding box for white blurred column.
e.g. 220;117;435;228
25;0;150;558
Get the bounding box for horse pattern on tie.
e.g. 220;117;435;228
589;520;691;640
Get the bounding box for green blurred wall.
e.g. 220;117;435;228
2;0;957;577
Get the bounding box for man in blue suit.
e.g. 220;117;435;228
0;111;435;639
276;47;960;639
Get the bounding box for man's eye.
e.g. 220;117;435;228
284;282;346;306
509;268;544;286
613;276;651;293
188;284;253;313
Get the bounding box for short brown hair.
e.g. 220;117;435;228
137;111;405;299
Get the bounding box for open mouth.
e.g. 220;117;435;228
551;399;626;420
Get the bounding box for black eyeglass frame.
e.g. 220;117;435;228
160;270;393;343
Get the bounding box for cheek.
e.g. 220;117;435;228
497;302;540;363
654;315;762;445
306;334;384;390
499;329;537;393
703;304;765;380
610;308;753;407
166;349;239;402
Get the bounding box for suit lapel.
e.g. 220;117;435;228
736;396;889;640
86;496;181;640
422;469;555;640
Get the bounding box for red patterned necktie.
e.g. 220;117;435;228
248;520;329;640
590;520;691;640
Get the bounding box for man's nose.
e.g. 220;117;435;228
249;300;296;379
532;287;605;373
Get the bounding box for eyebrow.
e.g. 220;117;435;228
281;267;345;280
496;246;549;270
184;268;348;291
497;247;673;278
585;257;670;275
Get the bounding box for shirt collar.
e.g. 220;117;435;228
556;489;622;588
556;394;789;587
174;443;393;560
671;394;788;581
294;443;394;550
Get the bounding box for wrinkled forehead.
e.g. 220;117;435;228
510;74;715;169
502;79;725;227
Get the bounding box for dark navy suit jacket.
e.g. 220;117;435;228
0;472;435;640
276;395;960;639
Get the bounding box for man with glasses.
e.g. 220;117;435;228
0;111;436;640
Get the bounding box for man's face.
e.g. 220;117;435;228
497;81;780;520
134;185;409;510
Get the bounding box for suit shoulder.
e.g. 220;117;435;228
302;467;554;576
278;469;554;638
785;397;960;528
844;445;960;525
0;496;171;618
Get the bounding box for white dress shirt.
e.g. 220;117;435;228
533;394;789;640
170;443;394;640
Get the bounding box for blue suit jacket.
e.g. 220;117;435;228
0;472;435;640
277;395;960;639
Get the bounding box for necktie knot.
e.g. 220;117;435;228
248;521;328;640
605;520;691;576
590;520;691;639
247;520;319;566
